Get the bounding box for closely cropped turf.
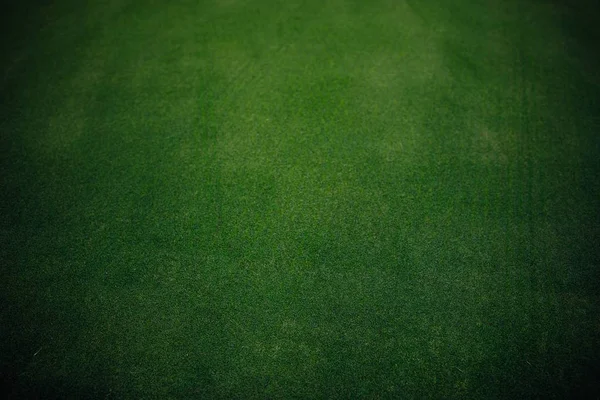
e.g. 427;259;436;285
1;0;599;398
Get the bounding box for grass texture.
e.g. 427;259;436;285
1;0;599;398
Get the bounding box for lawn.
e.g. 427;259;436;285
1;0;599;398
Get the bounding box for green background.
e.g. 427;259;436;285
1;0;599;398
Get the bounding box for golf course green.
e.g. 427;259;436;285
1;0;599;398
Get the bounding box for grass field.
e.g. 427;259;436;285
1;0;599;398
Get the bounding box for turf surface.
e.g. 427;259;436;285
1;0;600;398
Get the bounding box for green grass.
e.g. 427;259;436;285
1;0;599;398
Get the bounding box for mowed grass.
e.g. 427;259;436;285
1;0;599;398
